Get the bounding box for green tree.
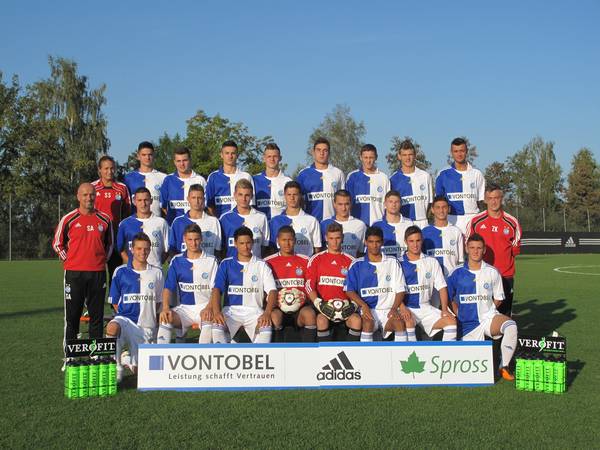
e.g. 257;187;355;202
445;136;479;166
385;136;431;173
307;104;366;175
565;148;600;230
484;161;513;197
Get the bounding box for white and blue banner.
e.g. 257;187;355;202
137;341;494;391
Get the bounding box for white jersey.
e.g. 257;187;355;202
344;255;406;310
269;210;322;257
160;171;208;224
116;214;169;267
421;224;464;277
165;252;219;307
319;216;367;257
215;256;277;309
371;216;415;258
252;171;292;219
109;263;164;329
389;167;433;222
346;169;390;225
206;167;255;218
220;207;269;258
168;212;222;256
123;169;167;217
296;164;345;221
399;254;447;308
435;163;485;216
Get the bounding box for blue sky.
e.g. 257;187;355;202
2;0;599;175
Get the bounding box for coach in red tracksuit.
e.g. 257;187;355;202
466;183;522;316
53;183;113;344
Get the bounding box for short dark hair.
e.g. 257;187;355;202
174;146;191;157
432;195;449;206
183;223;202;236
137;141;154;152
284;180;302;192
451;137;468;149
361;144;377;155
398;140;415;153
326;222;343;235
404;225;422;241
313;137;330;151
97;155;115;169
277;225;296;238
485;183;502;193
334;189;351;201
234;226;253;241
264;143;281;154
188;184;205;194
222;140;238;150
131;232;151;247
385;190;402;201
467;233;486;245
365;226;383;241
134;187;151;197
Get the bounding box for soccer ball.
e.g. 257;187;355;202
278;288;305;314
317;298;358;322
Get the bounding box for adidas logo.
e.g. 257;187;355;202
331;260;337;265
480;224;487;229
317;351;362;381
565;236;576;248
285;262;292;267
74;223;82;228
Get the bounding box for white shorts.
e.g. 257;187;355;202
412;219;430;230
172;303;209;334
409;304;442;337
110;316;155;366
223;306;263;341
448;213;477;235
461;311;502;341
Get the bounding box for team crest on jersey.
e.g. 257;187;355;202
301;227;308;234
425;272;431;279
470;182;475;189
450;239;456;246
503;227;510;235
351;234;356;240
202;272;209;279
148;282;155;289
295;267;303;276
341;267;348;275
98;224;104;232
253;227;259;233
278;190;284;196
251;274;259;282
154;184;161;190
377;186;383;193
152;230;161;238
484;282;490;290
385;275;391;281
116;194;122;200
420;184;426;191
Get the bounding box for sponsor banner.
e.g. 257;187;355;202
138;341;493;391
516;335;567;357
65;338;117;358
520;232;600;254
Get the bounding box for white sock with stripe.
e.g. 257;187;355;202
394;331;408;342
156;323;173;344
442;326;457;341
500;320;518;367
254;326;273;343
198;322;212;344
360;331;374;342
406;327;417;342
212;324;227;343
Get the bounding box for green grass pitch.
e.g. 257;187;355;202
1;255;599;448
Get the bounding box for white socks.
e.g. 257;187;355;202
156;323;173;344
360;331;374;342
199;321;213;344
394;331;408;342
500;320;518;367
406;328;417;342
442;326;457;341
254;326;273;343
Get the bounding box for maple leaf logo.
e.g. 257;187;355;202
400;351;426;378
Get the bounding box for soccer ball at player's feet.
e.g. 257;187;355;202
318;298;358;323
278;288;306;314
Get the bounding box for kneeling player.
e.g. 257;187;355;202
106;233;164;380
448;233;517;380
265;226;317;342
211;227;278;343
400;226;457;341
305;222;361;341
344;226;410;342
156;224;218;344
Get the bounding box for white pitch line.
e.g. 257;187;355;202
553;265;600;276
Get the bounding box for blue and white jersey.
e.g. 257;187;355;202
123;169;167;217
389;167;433;222
447;261;505;336
159;171;207;224
214;256;277;309
320;216;367;257
435;163;485;216
116;214;169;267
371;216;415;258
205;168;254;218
422;224;464;277
252;171;292;219
296;164;345;221
168;212;222;256
269;210;322;257
220;207;269;258
346;169;390;225
164;252;218;307
344;255;405;310
399;254;447;309
109;263;163;328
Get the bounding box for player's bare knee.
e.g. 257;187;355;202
271;309;283;327
404;316;416;328
362;317;374;332
299;306;316;326
317;314;329;330
346;313;361;330
390;318;405;331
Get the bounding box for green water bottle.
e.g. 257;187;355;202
65;361;79;399
554;359;566;394
543;357;554;394
78;359;89;398
88;361;99;397
524;354;534;392
533;358;544;392
108;357;117;396
98;358;109;397
515;358;525;390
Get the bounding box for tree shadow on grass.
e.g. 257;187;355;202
513;298;576;335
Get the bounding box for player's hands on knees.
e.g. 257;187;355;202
399;305;412;322
212;310;226;326
258;312;272;328
362;305;373;321
160;309;173;324
200;307;213;322
388;308;401;320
